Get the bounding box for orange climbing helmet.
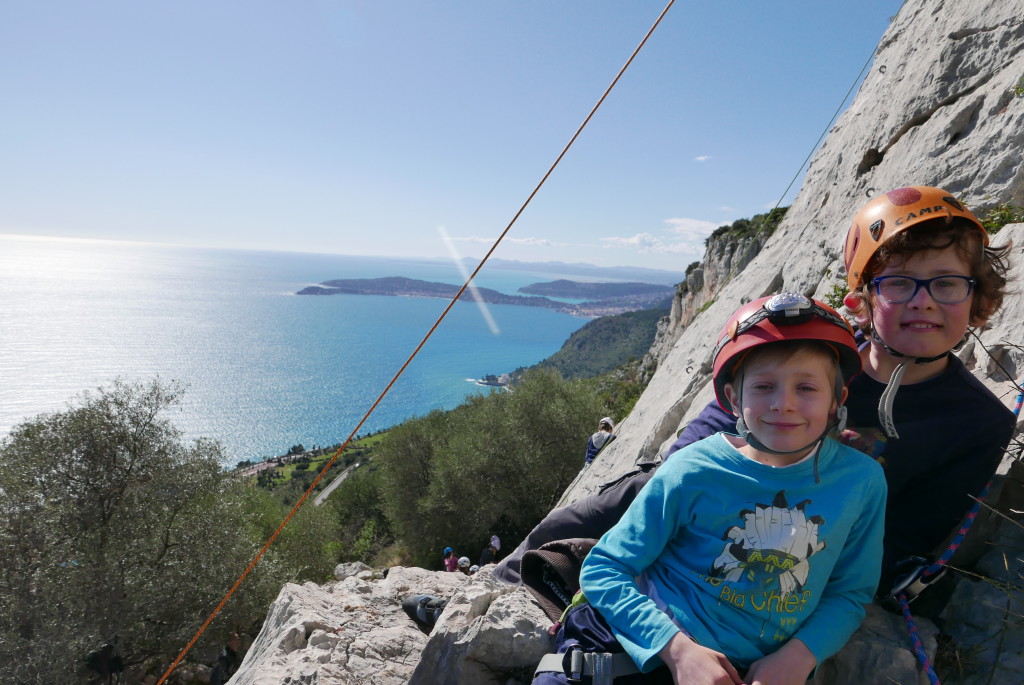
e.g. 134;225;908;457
842;186;989;291
712;293;861;414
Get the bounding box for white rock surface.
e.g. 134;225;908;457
409;567;554;685
229;567;467;685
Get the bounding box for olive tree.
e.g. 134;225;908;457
0;379;260;683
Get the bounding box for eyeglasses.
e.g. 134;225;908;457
870;275;975;304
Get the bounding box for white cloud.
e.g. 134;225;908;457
598;216;718;262
600;233;663;250
663;217;719;240
718;205;737;213
694;155;712;162
506;236;557;246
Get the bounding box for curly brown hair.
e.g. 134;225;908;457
846;218;1012;332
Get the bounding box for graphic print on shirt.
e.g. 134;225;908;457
711;490;826;596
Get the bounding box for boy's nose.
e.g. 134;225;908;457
771;387;796;411
907;282;938;308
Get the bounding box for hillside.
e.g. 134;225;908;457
529;307;668;379
518;279;673;299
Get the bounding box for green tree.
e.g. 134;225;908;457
376;369;602;567
326;464;393;565
0;380;266;682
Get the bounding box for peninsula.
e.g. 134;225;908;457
296;276;673;317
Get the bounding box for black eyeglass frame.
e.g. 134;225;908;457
869;274;975;305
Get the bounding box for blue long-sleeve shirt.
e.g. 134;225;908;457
580;433;886;671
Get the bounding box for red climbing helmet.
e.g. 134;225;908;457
843;186;989;291
712;293;861;413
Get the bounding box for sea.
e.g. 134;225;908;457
0;234;609;464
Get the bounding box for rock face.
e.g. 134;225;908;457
408;567;554;685
231;1;1024;683
579;0;1024;486
228;567;457;685
643;227;773;375
229;567;552;685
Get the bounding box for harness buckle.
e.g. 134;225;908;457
589;652;613;685
883;556;947;605
567;646;584;682
564;646;615;684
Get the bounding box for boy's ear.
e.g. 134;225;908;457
839;386;849;408
723;383;742;418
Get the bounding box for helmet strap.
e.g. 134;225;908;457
877;362;907;439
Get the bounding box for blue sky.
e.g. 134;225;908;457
1;1;903;272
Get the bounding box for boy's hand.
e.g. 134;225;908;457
658;633;743;685
744;639;816;685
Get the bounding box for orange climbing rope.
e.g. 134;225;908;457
154;2;676;682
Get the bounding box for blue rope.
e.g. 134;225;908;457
898;594;941;685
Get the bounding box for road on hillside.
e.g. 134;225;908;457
313;462;360;506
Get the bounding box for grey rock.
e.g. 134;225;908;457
410;567;554;685
937;520;1024;685
812;604;937;685
332;561;372;581
230;567;467;685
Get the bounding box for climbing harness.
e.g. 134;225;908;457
153;4;677;684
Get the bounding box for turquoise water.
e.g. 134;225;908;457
0;235;590;463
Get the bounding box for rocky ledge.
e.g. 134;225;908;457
227;517;1023;684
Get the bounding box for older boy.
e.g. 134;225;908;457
577;295;886;684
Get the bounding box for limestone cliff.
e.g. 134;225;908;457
643;212;780;376
582;0;1024;487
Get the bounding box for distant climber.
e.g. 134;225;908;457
479;535;501;566
583;417;615;465
210;632;242;685
443;546;458;572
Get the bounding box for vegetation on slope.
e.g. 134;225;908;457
525;307;669;380
704;206;788;244
0;364;642;679
0;380;340;683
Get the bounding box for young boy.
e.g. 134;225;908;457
578;294;887;684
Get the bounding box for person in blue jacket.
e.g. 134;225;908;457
584;417;616;465
579;294;887;684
